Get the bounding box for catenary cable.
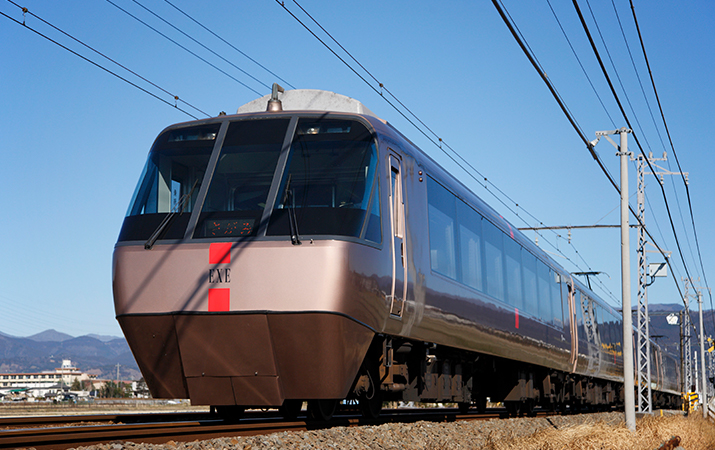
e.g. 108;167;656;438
129;0;271;91
6;0;209;118
1;9;200;119
492;0;687;309
629;0;712;312
105;0;263;96
278;0;620;305
163;0;295;90
569;0;697;312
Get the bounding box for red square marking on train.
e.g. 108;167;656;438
515;308;519;329
209;243;231;264
208;288;230;311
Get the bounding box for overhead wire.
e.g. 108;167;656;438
277;0;619;305
128;0;271;92
629;0;713;313
590;2;700;285
5;0;209;118
568;0;697;313
545;0;616;128
582;0;653;153
0;7;200;119
491;0;688;310
105;0;264;96
162;0;295;89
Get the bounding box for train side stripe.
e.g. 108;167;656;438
515;308;519;329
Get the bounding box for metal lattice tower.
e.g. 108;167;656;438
635;154;652;412
634;152;685;412
683;278;693;393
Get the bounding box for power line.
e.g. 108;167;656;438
6;0;209;118
128;0;271;91
105;0;263;96
545;0;616;128
0;8;200;119
569;0;700;312
629;0;712;312
491;0;687;310
162;0;295;89
277;0;618;305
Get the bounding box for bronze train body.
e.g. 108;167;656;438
113;89;680;418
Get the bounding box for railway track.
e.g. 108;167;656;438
0;407;560;449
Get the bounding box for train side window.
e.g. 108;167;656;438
427;178;457;280
457;199;483;291
504;237;523;309
522;251;538;317
483;220;505;301
537;260;552;323
550;270;563;327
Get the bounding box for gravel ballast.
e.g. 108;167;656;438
72;411;636;450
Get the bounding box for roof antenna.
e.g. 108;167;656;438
267;83;284;112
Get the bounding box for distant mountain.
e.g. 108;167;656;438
27;329;74;342
0;331;140;381
87;333;123;342
647;303;714;358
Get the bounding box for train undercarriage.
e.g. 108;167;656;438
255;334;681;421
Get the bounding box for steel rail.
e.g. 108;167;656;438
0;408;583;449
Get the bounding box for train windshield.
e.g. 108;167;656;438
119;124;220;241
266;118;381;242
194;119;289;238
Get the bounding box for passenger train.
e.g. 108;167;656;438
112;86;680;420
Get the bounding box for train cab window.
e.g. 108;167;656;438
194;119;289;238
119;123;220;242
457;199;483;291
427;178;457;280
266;118;380;241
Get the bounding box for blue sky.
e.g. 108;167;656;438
0;0;712;338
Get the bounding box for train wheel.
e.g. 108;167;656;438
359;391;382;419
214;405;245;422
279;400;303;420
475;394;487;413
524;399;536;417
358;359;382;419
505;401;521;417
457;402;471;414
307;399;339;421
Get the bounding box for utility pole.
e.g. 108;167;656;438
593;127;636;431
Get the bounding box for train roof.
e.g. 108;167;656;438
237;88;380;119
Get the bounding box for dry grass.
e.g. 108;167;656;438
485;414;715;450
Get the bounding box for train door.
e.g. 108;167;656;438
564;279;578;372
388;152;407;318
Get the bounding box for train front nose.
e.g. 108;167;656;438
119;311;374;407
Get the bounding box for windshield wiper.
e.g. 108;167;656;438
282;174;301;246
144;179;199;250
